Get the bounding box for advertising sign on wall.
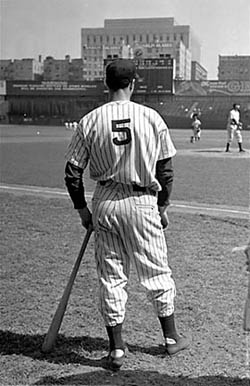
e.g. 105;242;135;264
175;80;250;96
6;80;104;96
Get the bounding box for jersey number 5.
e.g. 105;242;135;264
112;119;131;145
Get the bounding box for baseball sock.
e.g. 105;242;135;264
159;313;179;343
226;143;230;152
106;323;124;352
238;142;243;151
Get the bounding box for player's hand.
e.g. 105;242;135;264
77;207;93;230
158;205;170;230
245;245;250;272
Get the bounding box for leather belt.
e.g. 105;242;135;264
100;180;148;192
100;180;109;186
132;184;147;192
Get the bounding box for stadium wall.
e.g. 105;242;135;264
2;80;250;129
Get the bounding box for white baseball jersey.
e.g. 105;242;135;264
66;100;176;192
227;109;240;128
191;119;201;133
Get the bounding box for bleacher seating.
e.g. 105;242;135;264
148;96;250;129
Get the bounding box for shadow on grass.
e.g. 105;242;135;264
0;329;163;364
34;372;249;386
195;149;224;153
1;330;248;386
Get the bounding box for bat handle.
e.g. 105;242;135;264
245;247;250;299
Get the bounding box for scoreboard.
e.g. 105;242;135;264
134;58;174;94
104;57;174;95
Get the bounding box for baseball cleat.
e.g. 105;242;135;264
165;334;191;356
106;348;126;371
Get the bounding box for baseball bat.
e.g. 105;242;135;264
243;245;250;331
42;226;93;353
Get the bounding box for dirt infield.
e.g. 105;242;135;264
179;147;250;158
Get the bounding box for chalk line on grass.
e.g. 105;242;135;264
0;183;249;219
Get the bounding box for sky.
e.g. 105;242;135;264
1;0;250;79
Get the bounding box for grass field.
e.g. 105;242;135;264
1;125;249;207
0;124;250;385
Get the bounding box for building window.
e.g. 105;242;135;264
126;35;129;44
146;34;149;43
174;34;177;41
113;36;116;44
139;35;142;42
166;35;169;41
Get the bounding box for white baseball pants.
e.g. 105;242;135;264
92;181;176;326
227;126;242;143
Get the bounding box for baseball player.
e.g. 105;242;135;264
65;59;191;371
190;113;202;143
225;103;245;152
72;121;78;131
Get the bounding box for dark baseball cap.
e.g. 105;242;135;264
105;59;138;91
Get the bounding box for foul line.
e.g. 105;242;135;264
0;184;69;196
0;183;249;219
171;202;249;216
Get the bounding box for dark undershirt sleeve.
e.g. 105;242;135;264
156;157;174;207
64;161;87;209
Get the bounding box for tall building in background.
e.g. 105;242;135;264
0;57;43;80
43;55;84;81
191;61;207;80
218;55;250;80
0;60;12;80
81;17;204;81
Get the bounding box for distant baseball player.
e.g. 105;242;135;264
64;59;191;371
225;103;245;152
72;121;78;131
190;113;202;143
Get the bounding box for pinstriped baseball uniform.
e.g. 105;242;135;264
66;100;177;326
